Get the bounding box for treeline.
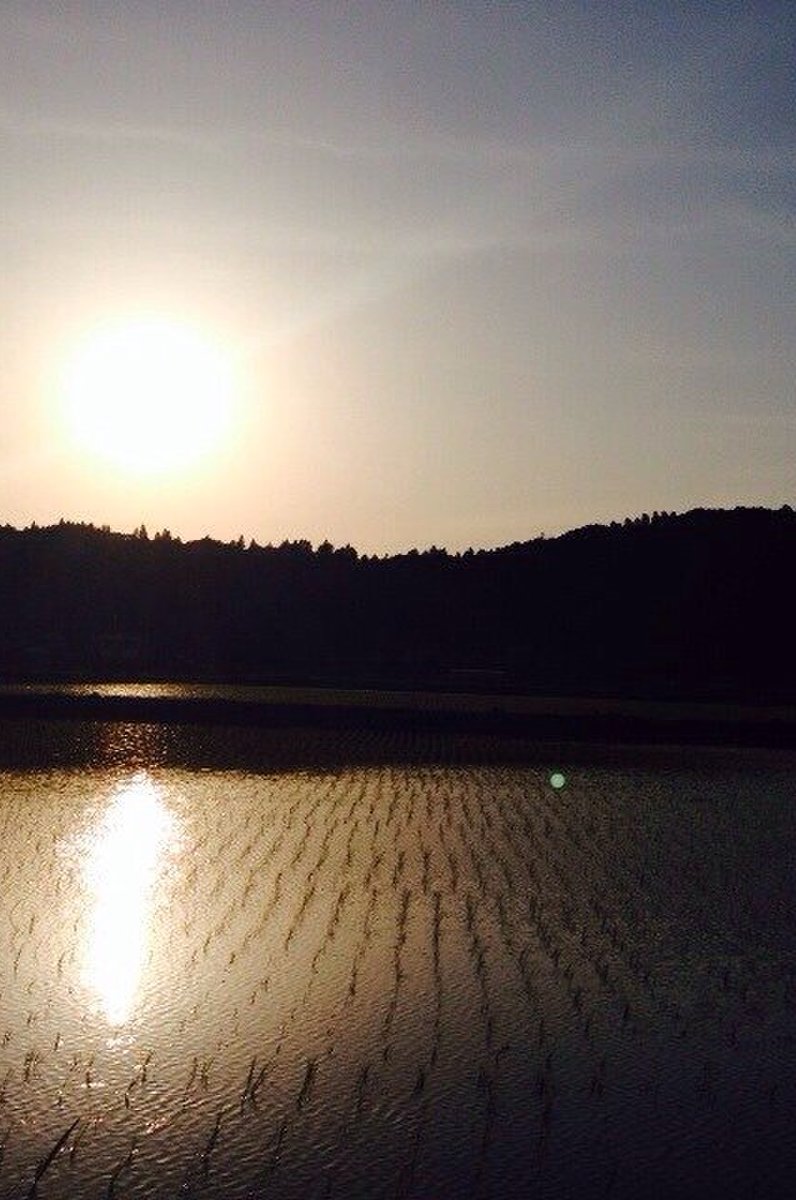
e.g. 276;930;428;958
0;506;794;701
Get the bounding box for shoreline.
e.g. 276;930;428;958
0;686;794;752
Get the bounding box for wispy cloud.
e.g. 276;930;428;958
0;108;219;151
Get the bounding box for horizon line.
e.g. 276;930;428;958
4;501;793;561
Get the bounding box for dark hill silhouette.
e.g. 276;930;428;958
0;506;794;701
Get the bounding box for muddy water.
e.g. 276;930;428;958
1;739;795;1198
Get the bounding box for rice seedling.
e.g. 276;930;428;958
200;1108;224;1179
26;1116;79;1197
106;1135;137;1197
296;1058;316;1111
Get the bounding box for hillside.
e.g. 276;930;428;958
1;507;794;701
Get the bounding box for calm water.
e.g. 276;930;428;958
1;727;795;1198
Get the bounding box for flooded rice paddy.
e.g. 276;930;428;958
1;726;795;1198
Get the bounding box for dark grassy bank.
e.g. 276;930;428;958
0;687;794;761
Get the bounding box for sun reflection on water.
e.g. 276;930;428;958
80;771;180;1027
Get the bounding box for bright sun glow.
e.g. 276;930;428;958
60;317;237;475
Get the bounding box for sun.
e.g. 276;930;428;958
60;317;237;475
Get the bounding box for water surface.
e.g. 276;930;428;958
1;732;795;1198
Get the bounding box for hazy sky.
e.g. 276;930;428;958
1;1;793;553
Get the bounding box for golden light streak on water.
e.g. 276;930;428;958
79;771;179;1027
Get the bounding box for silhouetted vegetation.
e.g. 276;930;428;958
1;507;794;701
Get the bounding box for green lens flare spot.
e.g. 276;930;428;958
549;772;566;790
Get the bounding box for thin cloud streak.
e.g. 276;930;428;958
3;102;792;177
0;108;220;151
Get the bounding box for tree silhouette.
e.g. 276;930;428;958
0;506;793;700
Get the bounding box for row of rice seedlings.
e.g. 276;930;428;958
462;893;494;1053
444;842;459;897
382;888;412;1055
458;877;526;1189
345;885;379;1004
462;832;488;899
477;821;514;897
418;834;432;897
403;786;417;830
343;818;359;872
398;900;439;1200
429;890;444;1070
310;883;351;975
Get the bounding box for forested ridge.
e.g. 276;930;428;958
1;506;794;701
